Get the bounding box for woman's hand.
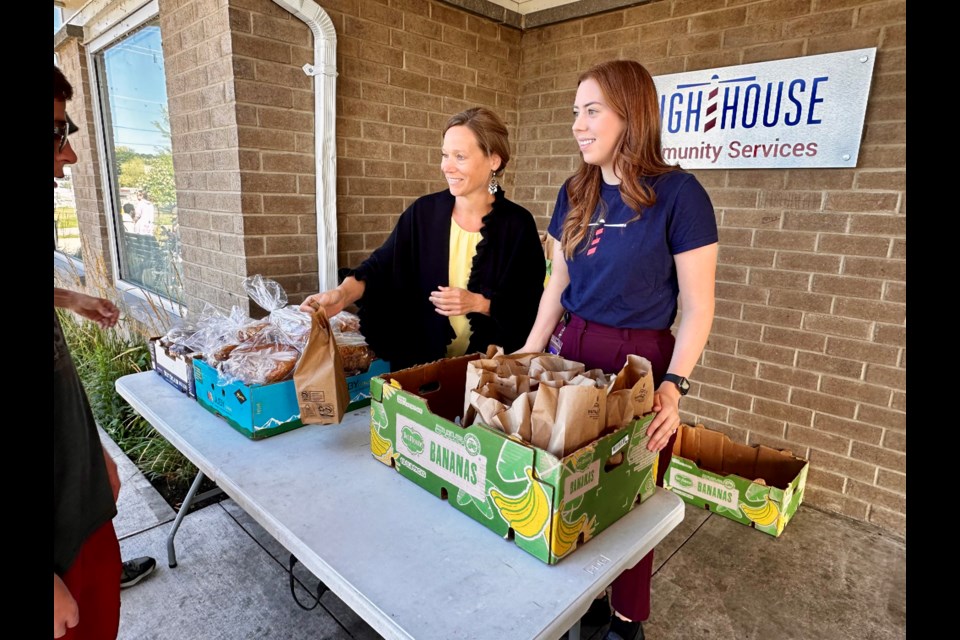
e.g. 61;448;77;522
646;382;682;452
54;573;79;638
430;286;490;316
299;289;347;318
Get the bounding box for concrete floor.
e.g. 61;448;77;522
103;430;906;640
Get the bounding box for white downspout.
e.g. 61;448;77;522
272;0;338;291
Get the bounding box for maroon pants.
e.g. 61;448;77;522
61;520;121;640
554;313;678;622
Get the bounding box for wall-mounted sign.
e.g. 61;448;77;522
653;48;876;169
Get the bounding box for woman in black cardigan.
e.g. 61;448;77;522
300;107;545;372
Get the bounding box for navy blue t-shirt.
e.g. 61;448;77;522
547;171;717;329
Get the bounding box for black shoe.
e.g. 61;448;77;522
582;593;612;628
602;616;644;640
120;556;157;589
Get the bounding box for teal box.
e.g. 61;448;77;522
194;358;392;439
194;359;302;440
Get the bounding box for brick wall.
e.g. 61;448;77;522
515;0;906;536
55;37;113;277
322;0;522;269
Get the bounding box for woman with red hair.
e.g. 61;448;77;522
520;59;719;640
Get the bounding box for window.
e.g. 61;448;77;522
93;20;183;306
54;167;82;261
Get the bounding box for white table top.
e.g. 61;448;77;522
117;372;684;640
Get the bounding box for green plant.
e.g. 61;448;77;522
55;258;195;487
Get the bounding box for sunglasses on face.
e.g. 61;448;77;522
54;114;79;153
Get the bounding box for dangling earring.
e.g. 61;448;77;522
488;171;499;195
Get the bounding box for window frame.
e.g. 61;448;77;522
85;0;183;317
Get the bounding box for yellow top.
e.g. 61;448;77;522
446;217;482;357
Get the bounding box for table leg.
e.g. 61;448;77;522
567;619;581;640
166;470;223;568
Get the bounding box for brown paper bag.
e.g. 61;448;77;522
548;384;606;457
607;354;656;418
293;309;349;425
528;355;585;383
530;384;558;451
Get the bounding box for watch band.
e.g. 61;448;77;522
662;373;690;396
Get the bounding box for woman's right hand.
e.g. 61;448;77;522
299;289;347;317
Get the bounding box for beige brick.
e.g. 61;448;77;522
717;228;753;248
890;392;905;412
731;375;790;402
845;214;905;240
698;384;755;411
811;274;882;299
746;0;812;22
703;352;759;377
807;467;846;493
738;340;797;367
775;252;842;274
716;282;768;306
264;235;315;255
721;22;782;47
342;58;389;83
865;96;905;123
430;2;467;30
881;430;905;453
232;32;291;64
668;32;723;55
718;247;776;268
867;506;904;539
742;40;806;63
749;268;812;291
344;15;391;45
754;231;818;253
856;405;905;431
824;336;899;367
696;366;734;389
760;190;824;212
854;172;904;193
846;480;905;513
787;424;851;455
850;441;905;473
688;6;747;32
816;234;888;257
705;334;738;356
675;397;729;422
876;469;905;495
842;257;905;281
821;373;890;407
709;188;760;209
802;314;873;340
807;449;876;483
404;90;442;112
825;192;899;213
796;352;864;379
863;364;905;391
363;161;405;179
883;282;907;302
856;145;906;169
359;0;402;27
763;326;825;354
858;0;906;27
742;305;803;329
807;27;881;55
728;409;787;438
361;82;405;107
361;197;406;214
623;0;673;25
404;13;442;40
882;22;905;47
716;265;748;284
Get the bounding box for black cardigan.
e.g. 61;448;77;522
348;188;545;372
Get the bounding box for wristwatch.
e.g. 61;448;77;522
662;373;690;396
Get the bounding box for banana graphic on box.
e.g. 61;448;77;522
489;467;551;539
550;509;588;558
370;423;393;460
740;497;780;527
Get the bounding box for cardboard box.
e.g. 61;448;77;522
194;358;391;440
369;354;660;564
664;424;808;537
148;337;198;398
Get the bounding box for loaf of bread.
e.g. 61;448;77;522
223;342;301;384
337;331;375;374
330;312;361;334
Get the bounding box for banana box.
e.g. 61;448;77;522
368;354;660;565
664;424;809;537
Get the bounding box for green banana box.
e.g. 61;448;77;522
369;354;660;565
664;424;809;537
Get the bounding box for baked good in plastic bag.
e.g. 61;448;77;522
337;331;375;375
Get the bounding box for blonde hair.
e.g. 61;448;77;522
444;107;511;175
